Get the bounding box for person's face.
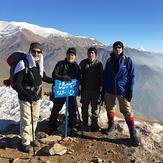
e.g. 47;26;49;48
66;53;76;63
31;48;42;62
87;51;96;61
113;46;123;57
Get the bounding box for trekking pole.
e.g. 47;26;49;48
65;96;69;137
30;102;35;156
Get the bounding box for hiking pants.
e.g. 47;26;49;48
104;92;132;117
81;90;99;127
19;100;40;146
48;96;77;129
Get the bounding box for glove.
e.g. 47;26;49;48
125;91;133;102
61;75;71;81
3;79;10;86
27;92;39;103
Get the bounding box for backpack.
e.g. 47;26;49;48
6;52;29;89
107;55;129;70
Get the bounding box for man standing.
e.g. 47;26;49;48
80;47;103;131
14;42;44;153
102;41;140;146
47;47;81;135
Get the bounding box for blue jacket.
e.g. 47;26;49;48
103;52;135;95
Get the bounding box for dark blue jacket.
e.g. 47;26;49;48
103;52;135;95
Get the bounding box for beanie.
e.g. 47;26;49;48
66;47;76;55
113;41;124;49
29;42;42;52
88;47;97;55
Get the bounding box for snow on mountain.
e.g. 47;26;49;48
0;86;53;128
0;20;71;38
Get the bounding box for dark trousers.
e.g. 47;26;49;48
81;90;99;127
48;96;77;129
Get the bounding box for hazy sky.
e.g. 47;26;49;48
0;0;163;52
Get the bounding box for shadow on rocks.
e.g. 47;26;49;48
78;134;133;147
0;136;22;150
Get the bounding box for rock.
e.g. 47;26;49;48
11;158;19;163
67;148;74;154
91;157;103;163
38;158;52;163
39;135;62;144
37;132;49;139
62;137;74;142
44;143;67;155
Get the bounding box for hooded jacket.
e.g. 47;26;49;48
103;52;135;95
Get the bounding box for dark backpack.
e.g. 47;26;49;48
6;52;29;90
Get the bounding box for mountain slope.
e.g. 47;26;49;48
0;20;163;120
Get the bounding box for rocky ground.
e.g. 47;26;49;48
0;112;163;163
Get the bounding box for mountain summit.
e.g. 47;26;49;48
0;20;71;38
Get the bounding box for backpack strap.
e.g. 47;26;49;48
106;55;129;70
123;55;128;70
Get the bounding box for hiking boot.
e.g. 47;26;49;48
68;127;78;136
130;131;141;147
31;140;40;147
101;123;115;135
91;125;99;132
22;144;33;153
81;125;89;132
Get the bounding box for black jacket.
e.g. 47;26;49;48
14;66;53;101
80;58;103;92
52;58;81;81
14;66;42;101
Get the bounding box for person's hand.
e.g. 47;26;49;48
3;79;10;86
125;91;133;102
61;75;71;81
27;92;39;103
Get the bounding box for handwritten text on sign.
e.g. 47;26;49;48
54;79;79;98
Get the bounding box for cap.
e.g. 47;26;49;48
88;47;97;55
113;41;124;49
29;42;42;52
66;47;76;55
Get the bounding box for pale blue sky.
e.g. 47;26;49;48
0;0;163;52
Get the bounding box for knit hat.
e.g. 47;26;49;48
66;47;76;55
88;47;97;55
29;42;42;52
113;41;124;49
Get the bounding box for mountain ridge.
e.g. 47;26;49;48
0;20;163;120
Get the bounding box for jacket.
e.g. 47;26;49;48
52;58;81;81
14;66;42;101
80;58;103;92
103;52;135;95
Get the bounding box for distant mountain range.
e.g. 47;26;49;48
0;20;163;120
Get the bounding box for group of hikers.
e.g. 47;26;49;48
3;41;140;153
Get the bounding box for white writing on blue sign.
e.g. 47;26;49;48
54;79;79;98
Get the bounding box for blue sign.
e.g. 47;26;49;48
54;79;79;98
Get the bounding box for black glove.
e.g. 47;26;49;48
3;79;10;86
125;91;133;102
61;75;71;81
27;92;39;103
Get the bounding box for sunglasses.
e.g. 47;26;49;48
31;50;42;54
